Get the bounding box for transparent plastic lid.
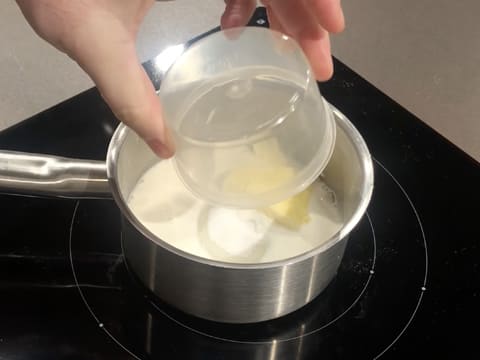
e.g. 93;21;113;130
158;27;336;208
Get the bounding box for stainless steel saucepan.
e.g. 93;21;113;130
0;104;373;323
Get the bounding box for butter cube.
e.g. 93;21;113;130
222;137;313;229
264;186;313;230
223;166;295;194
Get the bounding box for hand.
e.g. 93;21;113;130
222;0;345;80
17;1;344;159
16;0;175;158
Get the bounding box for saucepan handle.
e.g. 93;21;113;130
0;150;111;199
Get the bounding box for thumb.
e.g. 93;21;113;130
70;29;174;158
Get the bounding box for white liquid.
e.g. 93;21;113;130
127;160;343;264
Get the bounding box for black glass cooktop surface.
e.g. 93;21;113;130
1;8;479;360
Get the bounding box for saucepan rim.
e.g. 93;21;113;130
106;105;374;270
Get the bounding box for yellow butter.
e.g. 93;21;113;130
264;186;313;230
223;138;294;194
222;138;313;229
223;166;295;194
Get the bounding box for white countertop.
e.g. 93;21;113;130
1;0;479;161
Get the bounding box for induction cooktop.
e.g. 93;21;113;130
0;8;478;360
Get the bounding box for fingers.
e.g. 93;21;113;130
263;0;322;39
298;30;333;80
264;5;283;33
71;26;174;158
221;0;342;80
16;0;172;158
221;0;257;29
263;0;339;80
308;0;345;33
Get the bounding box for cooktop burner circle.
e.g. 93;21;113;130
69;158;428;359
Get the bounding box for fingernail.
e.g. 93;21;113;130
225;15;243;28
221;13;244;40
163;126;176;154
148;139;174;159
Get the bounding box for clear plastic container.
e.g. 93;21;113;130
158;27;336;208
